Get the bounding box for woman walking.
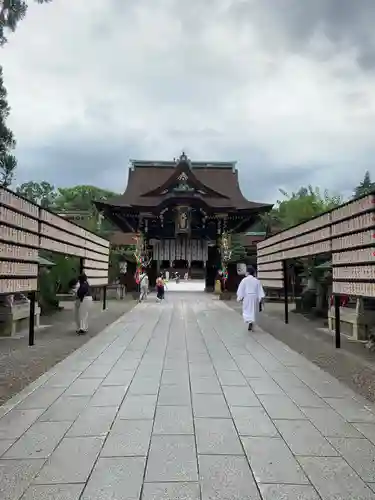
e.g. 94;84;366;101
156;273;165;302
75;273;92;334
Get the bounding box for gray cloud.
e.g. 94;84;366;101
1;0;375;203
231;0;375;68
14;134;143;191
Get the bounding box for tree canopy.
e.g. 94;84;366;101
54;185;118;235
229;234;247;263
276;186;343;227
264;173;375;234
16;182;117;209
1;1;52;184
0;66;16;186
353;171;375;199
16;181;119;234
16;181;56;207
53;185;118;213
0;0;52;46
260;185;343;234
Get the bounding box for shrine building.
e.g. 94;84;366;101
94;153;272;289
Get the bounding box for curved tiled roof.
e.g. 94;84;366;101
96;157;272;212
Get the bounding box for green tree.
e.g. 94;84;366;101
353;171;375;199
54;185;117;212
263;186;342;287
0;0;52;46
16;181;57;207
229;234;247;263
259;210;282;236
0;66;16;186
46;253;80;293
274;185;342;230
54;185;119;235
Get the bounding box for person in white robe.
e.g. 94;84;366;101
237;266;265;331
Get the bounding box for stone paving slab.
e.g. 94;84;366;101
0;301;136;407
1;294;375;498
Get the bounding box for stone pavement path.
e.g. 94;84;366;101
1;294;375;499
0;300;135;406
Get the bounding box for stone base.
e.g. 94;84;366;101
0;302;40;337
107;285;126;300
327;303;375;341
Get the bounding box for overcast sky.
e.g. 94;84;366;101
2;0;375;203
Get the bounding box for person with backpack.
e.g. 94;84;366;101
75;273;92;334
139;269;149;302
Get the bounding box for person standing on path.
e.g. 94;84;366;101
156;273;165;302
139;269;149;302
75;273;92;334
236;266;265;331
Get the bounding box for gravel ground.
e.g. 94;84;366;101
0;299;136;406
228;301;375;403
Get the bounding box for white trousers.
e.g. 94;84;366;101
75;296;92;332
140;286;148;301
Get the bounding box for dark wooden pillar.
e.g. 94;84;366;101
103;286;107;311
282;260;289;324
334;294;341;348
28;291;36;346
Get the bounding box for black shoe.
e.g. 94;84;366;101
248;323;253;331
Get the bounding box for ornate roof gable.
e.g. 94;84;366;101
141;152;229;199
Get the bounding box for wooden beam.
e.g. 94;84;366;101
114;211;136;233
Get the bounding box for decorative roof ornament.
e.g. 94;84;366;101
177;172;188;182
177;151;193;171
